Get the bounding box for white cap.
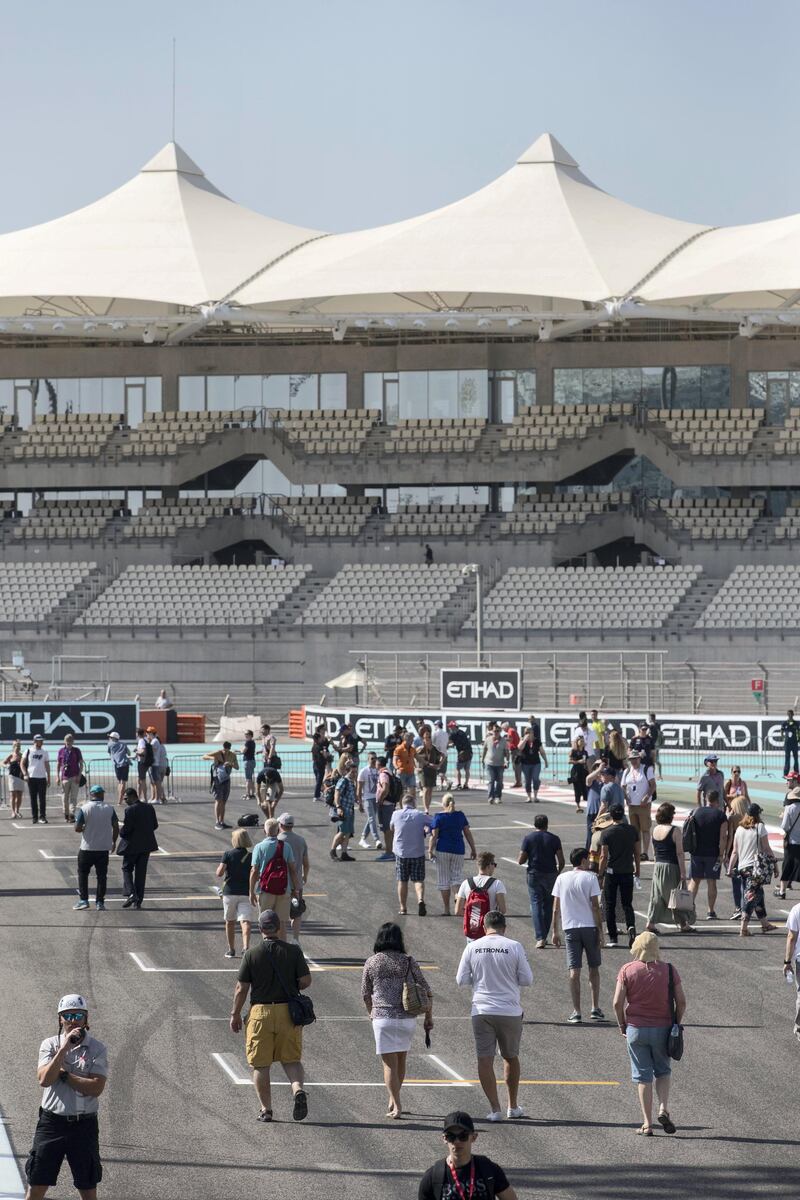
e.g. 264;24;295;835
108;732;120;740
278;812;294;827
58;993;88;1013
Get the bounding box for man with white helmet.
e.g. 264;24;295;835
24;993;108;1200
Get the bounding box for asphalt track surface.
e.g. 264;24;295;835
1;777;799;1200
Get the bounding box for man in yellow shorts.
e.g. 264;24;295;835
229;908;312;1123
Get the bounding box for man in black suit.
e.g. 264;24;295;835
118;787;159;909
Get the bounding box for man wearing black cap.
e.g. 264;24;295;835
597;805;640;948
696;755;724;808
418;1111;518;1200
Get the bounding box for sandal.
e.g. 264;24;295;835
258;1108;273;1122
292;1089;309;1122
636;1124;654;1136
761;923;777;934
657;1111;676;1135
398;909;407;916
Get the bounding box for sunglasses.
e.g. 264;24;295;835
444;1131;470;1142
61;1012;86;1022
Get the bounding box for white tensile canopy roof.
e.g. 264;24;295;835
0;142;325;318
232;133;709;314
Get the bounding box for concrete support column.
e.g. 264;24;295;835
161;367;179;413
728;339;751;410
347;370;364;410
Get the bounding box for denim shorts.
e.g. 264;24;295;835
398;772;416;790
244;760;255;781
626;1024;672;1083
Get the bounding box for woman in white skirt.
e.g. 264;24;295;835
428;793;477;915
361;923;433;1119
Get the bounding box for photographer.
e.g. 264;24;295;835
25;994;108;1200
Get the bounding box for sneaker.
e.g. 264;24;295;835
32;818;38;824
214;822;224;830
731;909;742;920
358;837;370;849
122;895;136;908
73;900;90;910
374;841;383;850
224;948;236;959
627;927;637;949
95;901;106;911
376;852;395;862
590;1008;605;1021
507;1106;524;1120
329;849;339;860
707;910;718;920
605;939;618;948
418;901;427;916
220;822;231;829
535;939;546;949
567;1011;582;1024
485;1110;503;1122
525;796;532;803
41;817;48;824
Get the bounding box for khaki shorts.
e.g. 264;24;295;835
471;1013;523;1060
628;805;652;839
223;895;258;923
245;1002;302;1067
258;891;291;926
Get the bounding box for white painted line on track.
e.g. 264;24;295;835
128;951;366;973
513;820;535;828
38;849;74;860
501;857;521;866
427;1055;466;1081
0;1104;24;1198
212;1052;249;1084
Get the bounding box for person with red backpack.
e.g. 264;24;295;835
455;851;507;939
455;910;533;1123
248;818;301;940
376;756;403;862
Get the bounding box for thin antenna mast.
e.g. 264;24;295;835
171;38;176;141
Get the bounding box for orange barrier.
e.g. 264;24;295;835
139;709;167;741
177;713;206;743
288;708;306;739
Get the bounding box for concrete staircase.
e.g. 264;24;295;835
665;573;728;634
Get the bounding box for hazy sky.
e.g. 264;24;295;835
1;1;796;234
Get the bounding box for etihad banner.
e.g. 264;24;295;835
0;702;139;741
304;706;786;753
440;669;522;710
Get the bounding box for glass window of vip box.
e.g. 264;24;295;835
553;366;730;409
748;371;800;426
178;374;347;413
0;377;162;427
363;370;492;422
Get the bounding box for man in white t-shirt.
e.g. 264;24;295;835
784;901;800;1043
455;851;508;925
23;734;51;824
621;750;656;860
432;720;450;785
456;909;533;1122
571;712;596;757
551;847;604;1024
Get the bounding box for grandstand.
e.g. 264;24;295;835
1;131;800;713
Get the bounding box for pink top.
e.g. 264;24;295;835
618;960;679;1027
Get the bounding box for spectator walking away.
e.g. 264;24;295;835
621;749;655;859
418;1111;518;1200
57;734;84;823
311;724;332;800
647;713;664;780
518;723;547;803
391;794;431;916
613;931;685;1136
357;752;382;849
106;732;131;806
568;736;589;813
24;993;108;1200
449;721;473;791
432;720;450;786
394;732;418;797
384;724;405;774
416;728;444;815
519;815;564;948
250;818;301;939
424;543;434;565
23;734;50;825
73;786;118;912
644;804;695;934
330;760;360;861
778;786;800;900
724;769;751;917
551;847;604;1023
598;804;640;949
4;738;25;818
502;722;522;789
684;790;727;919
429;793;476;915
456;852;508;939
216;829;258;957
376;756;400;861
456;911;533;1121
204;742;239;829
278;812;309;945
362;922;433;1119
230;908;312;1124
482;725;509;806
696;754;724;807
147;728;168;804
784;901;800;1043
728;804;778;937
155;688;173;709
782;709;800;777
242;730;257;801
135;728;153;802
118;787;158;911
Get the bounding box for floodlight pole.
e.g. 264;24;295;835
475;566;483;668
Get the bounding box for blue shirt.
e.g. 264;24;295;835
251;836;295;895
600;781;623;810
431;809;469;855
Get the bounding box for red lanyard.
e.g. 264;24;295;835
447;1158;475;1200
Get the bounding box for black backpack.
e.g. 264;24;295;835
429;1156;497;1199
682;812;699;856
237;813;260;827
385;772;404;805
